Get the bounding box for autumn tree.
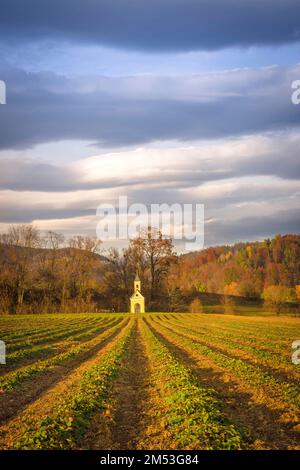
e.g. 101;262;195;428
262;285;295;315
103;247;136;311
190;298;203;313
67;236;102;311
0;225;41;313
223;282;239;296
37;231;65;312
295;285;300;302
130;226;177;308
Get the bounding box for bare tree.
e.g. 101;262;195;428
103;247;136;311
67;236;102;311
1;225;41;313
37;231;65;312
130;226;176;303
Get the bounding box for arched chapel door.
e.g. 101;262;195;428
134;303;141;314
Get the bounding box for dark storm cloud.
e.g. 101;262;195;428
0;0;300;52
0;64;299;151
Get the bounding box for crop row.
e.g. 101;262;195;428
160;316;300;380
170;313;299;355
165;314;298;349
2;318;119;369
6;317;102;349
0;317;126;393
163;315;273;347
0;314;113;342
7;317;112;352
141;319;244;450
166;315;300;368
11;319;134;450
171;313;299;336
149;318;300;413
6;343;59;366
0;315;89;338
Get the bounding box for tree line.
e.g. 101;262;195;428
0;225;176;314
0;226;299;314
172;234;300;313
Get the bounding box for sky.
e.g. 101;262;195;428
0;0;300;251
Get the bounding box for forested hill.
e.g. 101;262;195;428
172;234;300;298
1;226;299;313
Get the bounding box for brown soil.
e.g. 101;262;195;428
0;319;127;425
0;319;131;448
0;318;118;377
157;317;300;385
147;317;300;450
1;314;299;450
80;318;153;450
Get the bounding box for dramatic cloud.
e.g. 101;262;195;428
1;2;299;249
1;176;299;247
1;1;300;52
1;132;300;248
1;132;300;192
0;64;299;150
206;209;300;246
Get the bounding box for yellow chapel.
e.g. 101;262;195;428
130;273;145;313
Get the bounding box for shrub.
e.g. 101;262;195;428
262;285;296;315
189;298;203;314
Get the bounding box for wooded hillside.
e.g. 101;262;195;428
0;226;299;314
